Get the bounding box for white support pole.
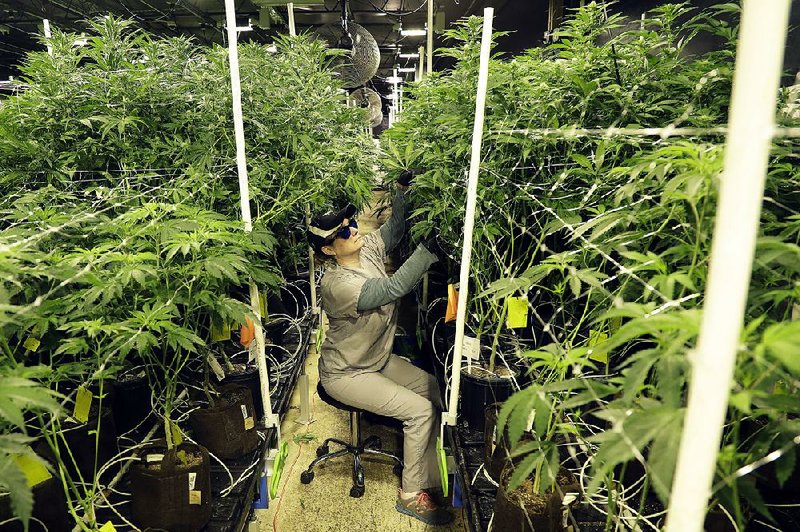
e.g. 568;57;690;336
287;3;296;37
665;2;790;531
305;205;318;315
427;0;434;75
224;0;278;429
418;45;425;81
443;8;494;426
42;19;53;56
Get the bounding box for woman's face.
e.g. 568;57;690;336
321;218;364;260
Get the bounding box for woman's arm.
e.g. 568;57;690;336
356;244;437;311
379;186;407;253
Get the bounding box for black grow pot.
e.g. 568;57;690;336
280;274;312;318
483;402;508;482
460;364;516;433
36;391;119;483
221;361;264;420
130;441;212;532
189;384;260;459
112;369;153;436
0;474;71;531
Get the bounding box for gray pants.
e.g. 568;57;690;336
321;355;443;493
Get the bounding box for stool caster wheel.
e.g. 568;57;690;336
393;463;403;477
300;470;314;484
350;485;365;498
316;445;329;457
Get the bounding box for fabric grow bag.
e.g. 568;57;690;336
493;465;580;532
112;370;152;435
0;475;71;532
189;384;259;459
130;441;212;532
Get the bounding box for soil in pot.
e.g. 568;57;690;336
493;465;580;532
0;472;71;531
189;384;259;459
130;441;212;532
112;369;153;436
460;363;516;433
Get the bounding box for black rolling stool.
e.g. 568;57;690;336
299;382;403;497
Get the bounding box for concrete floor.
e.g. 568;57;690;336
255;192;467;532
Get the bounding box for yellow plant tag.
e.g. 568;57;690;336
12;453;52;487
244;417;255;430
189;490;202;505
73;386;92;423
609;317;622;333
211;317;231;342
23;336;41;352
506;297;528;329
588;329;609;364
99;521;116;532
170;420;184;446
445;285;458;323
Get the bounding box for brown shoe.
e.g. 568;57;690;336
395;490;453;526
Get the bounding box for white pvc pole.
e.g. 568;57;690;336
443;8;493;426
224;0;277;429
665;2;790;531
287;3;296;37
418;45;425;81
427;0;434;75
42;19;53;56
306;204;318;314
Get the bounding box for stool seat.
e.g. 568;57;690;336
300;380;403;498
317;381;361;413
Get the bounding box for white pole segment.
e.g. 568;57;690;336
665;2;790;531
306;204;318;314
43;19;53;56
427;0;434;75
418;45;425;80
287;3;296;37
443;8;493;426
224;0;277;428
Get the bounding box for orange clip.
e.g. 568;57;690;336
240;317;255;348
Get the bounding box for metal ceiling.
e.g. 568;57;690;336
2;2;799;89
0;0;504;80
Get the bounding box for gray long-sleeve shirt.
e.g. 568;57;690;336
318;189;438;380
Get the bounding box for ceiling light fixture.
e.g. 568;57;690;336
398;67;416;73
399;52;419;58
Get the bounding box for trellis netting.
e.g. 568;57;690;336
383;4;800;530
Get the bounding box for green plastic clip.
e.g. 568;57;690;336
269;440;289;500
436;437;448;497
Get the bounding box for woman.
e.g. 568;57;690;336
307;181;452;527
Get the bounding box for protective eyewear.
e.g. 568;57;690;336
326;219;358;243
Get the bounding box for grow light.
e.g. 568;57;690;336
385;76;402;84
398;67;416;73
399;52;419;58
400;28;427;37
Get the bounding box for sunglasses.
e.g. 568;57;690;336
325;219;358;244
